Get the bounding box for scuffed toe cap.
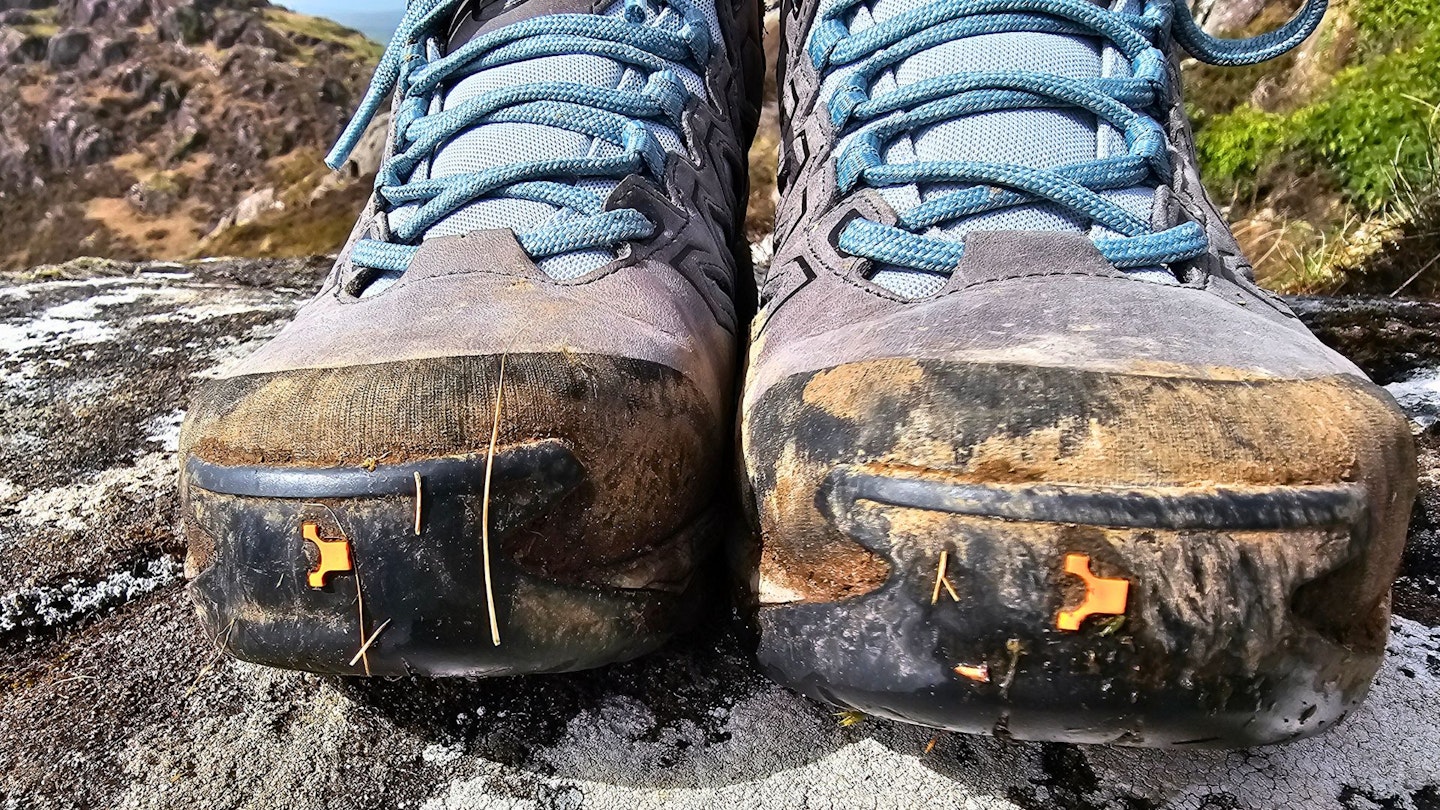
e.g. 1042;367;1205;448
742;357;1416;616
181;353;724;589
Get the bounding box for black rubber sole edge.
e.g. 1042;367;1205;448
829;469;1367;531
183;442;712;676
754;468;1390;747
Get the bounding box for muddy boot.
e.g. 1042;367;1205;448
179;0;762;676
740;0;1416;746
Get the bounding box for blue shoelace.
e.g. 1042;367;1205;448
807;0;1328;274
325;0;712;273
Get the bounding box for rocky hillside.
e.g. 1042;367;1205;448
0;0;383;269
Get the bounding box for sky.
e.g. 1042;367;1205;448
277;0;403;42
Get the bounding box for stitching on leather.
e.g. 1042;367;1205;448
941;268;1158;295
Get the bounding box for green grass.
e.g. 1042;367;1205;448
1184;0;1440;294
1195;0;1440;213
262;8;384;61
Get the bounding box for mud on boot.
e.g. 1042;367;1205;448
739;0;1416;746
179;0;763;676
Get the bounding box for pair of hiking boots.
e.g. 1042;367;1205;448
179;0;1417;747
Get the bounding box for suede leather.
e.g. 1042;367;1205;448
745;230;1364;400
230;230;736;416
447;0;603;46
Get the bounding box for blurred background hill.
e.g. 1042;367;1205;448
1;0;1437;296
279;0;397;40
0;0;385;268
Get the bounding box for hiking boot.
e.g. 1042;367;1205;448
740;0;1416;746
179;0;762;676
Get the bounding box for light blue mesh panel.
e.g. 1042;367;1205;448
415;0;720;281
828;0;1164;296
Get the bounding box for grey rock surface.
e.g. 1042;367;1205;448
0;257;1437;809
44;29;89;69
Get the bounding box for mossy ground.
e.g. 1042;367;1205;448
1190;0;1440;295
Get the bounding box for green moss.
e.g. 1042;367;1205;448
263;8;383;61
1194;105;1294;198
143;170;185;195
1195;0;1440;213
1292;43;1440;209
1350;0;1439;56
16;23;59;37
14;6;59;37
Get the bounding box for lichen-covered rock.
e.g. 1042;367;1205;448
40;98;113;169
0;28;49;63
0;0;58;11
158;3;209;44
0;257;1436;808
95;34;133;66
44;27;89;68
60;0;150;26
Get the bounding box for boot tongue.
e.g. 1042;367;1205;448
445;0;595;50
381;0;631;283
381;0;711;283
843;0;1162;296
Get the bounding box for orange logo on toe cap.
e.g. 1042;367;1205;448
302;522;352;588
1056;553;1129;632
